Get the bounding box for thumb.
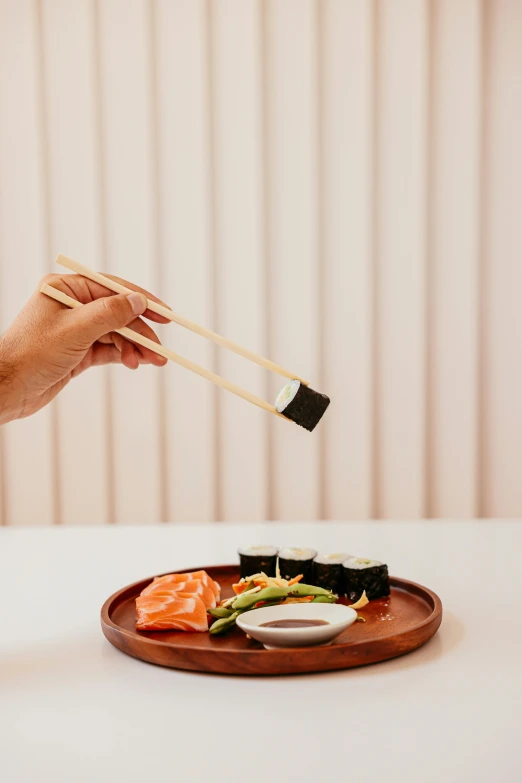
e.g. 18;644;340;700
64;292;147;348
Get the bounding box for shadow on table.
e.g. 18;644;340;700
0;612;463;685
0;636;100;687
231;609;463;682
321;609;464;682
173;609;464;682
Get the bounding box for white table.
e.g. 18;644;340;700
1;520;521;783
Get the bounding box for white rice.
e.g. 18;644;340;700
314;552;352;566
343;556;384;570
238;545;278;557
278;547;317;561
275;380;301;413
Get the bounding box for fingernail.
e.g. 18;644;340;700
127;292;147;316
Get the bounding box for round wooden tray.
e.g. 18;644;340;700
101;564;442;676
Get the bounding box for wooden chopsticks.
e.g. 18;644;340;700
55;254;309;386
41;284;288;419
40;255;305;419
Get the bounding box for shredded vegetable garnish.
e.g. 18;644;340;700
223;570;300;603
210;569;347;636
349;591;369;610
282;596;314;604
221;584;261;608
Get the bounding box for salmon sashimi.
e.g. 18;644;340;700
142;578;217;609
142;571;220;601
136;592;209;632
186;570;221;599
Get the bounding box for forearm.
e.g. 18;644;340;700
0;346;22;425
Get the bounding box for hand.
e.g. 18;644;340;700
0;273;171;424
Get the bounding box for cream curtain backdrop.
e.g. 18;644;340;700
0;0;520;525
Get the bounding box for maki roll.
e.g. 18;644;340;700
238;546;278;579
342;557;390;602
275;380;330;432
313;553;353;593
278;547;317;583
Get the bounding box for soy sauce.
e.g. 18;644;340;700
259;619;329;629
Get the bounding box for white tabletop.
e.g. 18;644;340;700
1;520;521;783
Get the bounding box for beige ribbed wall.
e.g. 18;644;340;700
0;0;521;525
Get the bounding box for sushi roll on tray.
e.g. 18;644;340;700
313;553;352;593
342;557;390;602
278;547;317;583
238;546;278;579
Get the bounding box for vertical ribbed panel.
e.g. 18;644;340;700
155;0;216;522
481;0;522;517
40;0;110;524
97;0;161;524
321;0;374;520
265;0;321;520
0;0;520;523
211;0;268;520
374;0;429;518
428;0;482;517
0;0;54;525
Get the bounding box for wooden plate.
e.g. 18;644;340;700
101;564;442;676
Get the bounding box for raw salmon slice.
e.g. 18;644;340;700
143;578;216;609
142;571;220;601
186;570;221;599
136;592;209;632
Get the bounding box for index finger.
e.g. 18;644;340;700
102;274;172;325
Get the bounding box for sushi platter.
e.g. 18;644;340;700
48;256;441;674
101;547;442;676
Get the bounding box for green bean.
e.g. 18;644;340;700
207;606;234;619
289;583;333;597
249;600;285;610
209;611;240;635
232;586;288;611
311;594;337;603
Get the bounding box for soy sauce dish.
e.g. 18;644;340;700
236;603;357;650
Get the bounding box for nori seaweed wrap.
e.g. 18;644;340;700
238;546;278;579
278;547;317;583
275;380;330;432
313;553;352;593
342;557;390;602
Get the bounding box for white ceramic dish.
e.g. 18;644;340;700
236;603;357;650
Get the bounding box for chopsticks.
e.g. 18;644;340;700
40;280;290;420
55;254;309;387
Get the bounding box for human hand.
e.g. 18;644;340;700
0;273;170;424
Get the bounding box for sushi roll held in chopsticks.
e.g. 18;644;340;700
278;547;317;583
342;557;390;602
275;380;330;432
313;553;352;594
238;546;278;579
